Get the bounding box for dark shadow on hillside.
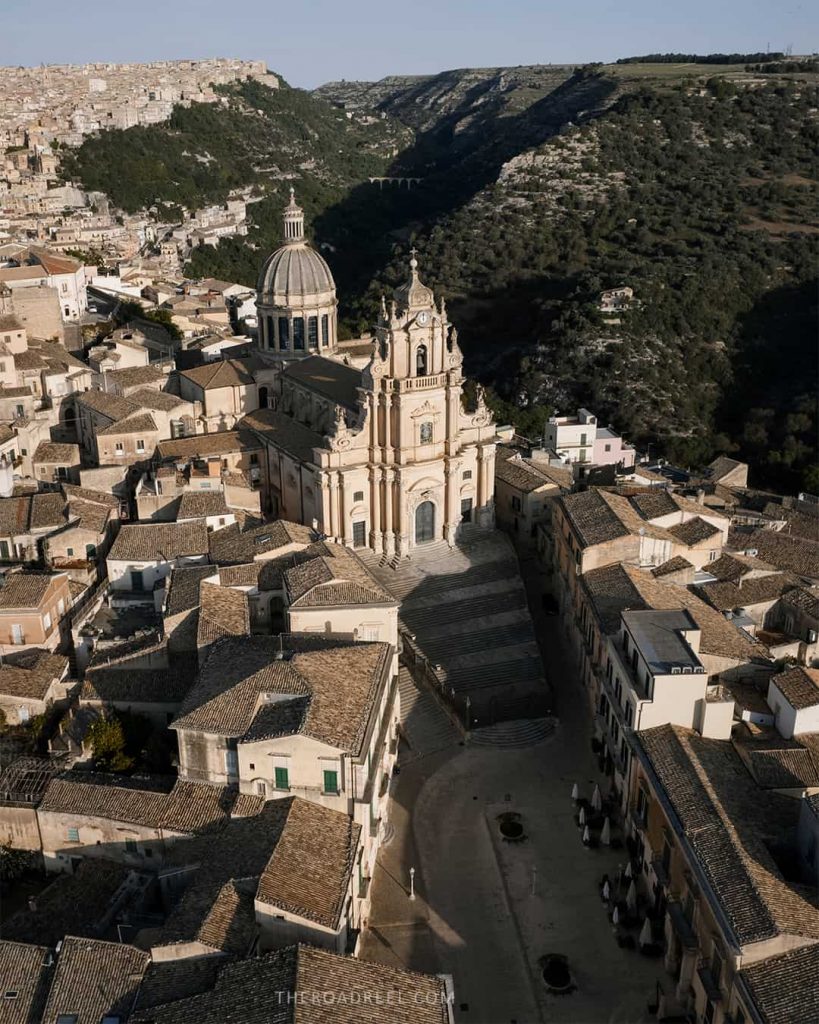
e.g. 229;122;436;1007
315;71;619;308
716;277;818;493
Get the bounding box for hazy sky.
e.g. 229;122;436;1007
1;0;816;89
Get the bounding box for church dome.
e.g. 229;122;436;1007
257;189;336;304
257;244;336;303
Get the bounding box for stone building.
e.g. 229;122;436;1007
247;192;498;558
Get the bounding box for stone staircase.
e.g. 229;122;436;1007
398;666;460;758
470;717;557;748
361;528;550;724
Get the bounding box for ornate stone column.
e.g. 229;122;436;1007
382;466;394;557
319;473;331;536
335;470;346;544
369;463;381;552
444;458;459;546
395;468;407;557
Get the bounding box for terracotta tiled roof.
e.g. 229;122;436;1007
667;516;721;545
61;484;119;507
131;943;449;1024
156;429;261;461
697;572;798;611
0;940;51;1023
178;490;229;519
779;586;819;620
207;519;313;565
770;666;819;710
81;664;193;705
66;497;113;535
165;565;215;616
197;581;250;646
134;956;223;1013
0;859;131;948
180;358;254;390
0;572;62;609
582;562;768;662
731;528;819;579
108;520;209;561
32;441;79;465
38;772;173;828
238;407;325;463
707;552;777;582
257;797;359;929
284;543;394;608
739;943;819;1024
104;364;167;389
0;496;31;535
635;724;819;946
39;773;239;834
173;635;390;754
29;491;68;530
97;411;158;436
629;490;679;520
130;387;187;411
495;449;571;492
77;389;139;421
651;555;694;577
560;488;673;548
0;651;67;700
41;937;148;1024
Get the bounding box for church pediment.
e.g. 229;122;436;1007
410;400;441;420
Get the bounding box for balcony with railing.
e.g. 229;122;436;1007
394;373;447;393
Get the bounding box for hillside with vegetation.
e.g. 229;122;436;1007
61;76;411;221
62;60;819;491
316;66;819;492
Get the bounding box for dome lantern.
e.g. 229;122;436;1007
282;187;305;243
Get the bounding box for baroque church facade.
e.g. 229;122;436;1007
246;191;497;559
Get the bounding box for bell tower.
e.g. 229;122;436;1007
359;252;494;557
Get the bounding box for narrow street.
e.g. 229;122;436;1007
360;546;664;1024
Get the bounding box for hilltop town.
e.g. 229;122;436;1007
0;58;277;262
0;56;816;1024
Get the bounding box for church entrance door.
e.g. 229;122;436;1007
415;501;435;544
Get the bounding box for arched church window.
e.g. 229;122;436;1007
307;316;318;347
321;314;329;347
266;316;274;349
293;317;305;350
419;422;433;445
278;317;289;350
416;344;428;377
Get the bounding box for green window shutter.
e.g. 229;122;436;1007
274;766;289;790
323;769;338;794
125;839;137;854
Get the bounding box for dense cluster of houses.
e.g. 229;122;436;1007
538;455;819;1024
0;205;814;1021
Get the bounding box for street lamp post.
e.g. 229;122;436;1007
409;867;416;901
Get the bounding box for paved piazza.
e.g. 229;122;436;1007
360;556;665;1024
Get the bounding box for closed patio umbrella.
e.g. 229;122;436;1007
571;782;580;801
639;917;653;948
591;784;602;811
626;880;638;914
602;880;611;901
612;905;620;926
578;806;586;826
582;825;590;845
601;816;612;846
624;861;632;879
